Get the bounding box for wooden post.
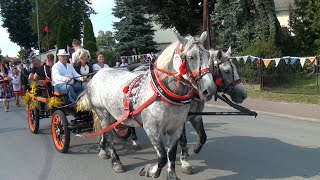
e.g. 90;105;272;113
203;0;210;49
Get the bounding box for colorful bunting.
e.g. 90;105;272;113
235;56;242;62
242;56;249;63
290;57;298;64
283;56;290;64
250;56;257;62
275;58;281;67
263;59;273;68
299;58;306;68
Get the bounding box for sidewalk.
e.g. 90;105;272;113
206;97;320;121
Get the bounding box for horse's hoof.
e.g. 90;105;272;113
181;165;194;175
113;162;126;173
139;164;152;177
132;143;142;150
185;146;190;157
98;149;110;159
167;174;180;180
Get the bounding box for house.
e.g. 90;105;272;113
152;0;295;50
274;0;295;27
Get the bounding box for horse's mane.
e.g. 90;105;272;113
156;36;196;71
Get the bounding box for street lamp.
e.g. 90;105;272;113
36;0;41;62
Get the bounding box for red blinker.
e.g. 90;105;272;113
215;77;223;87
179;60;187;75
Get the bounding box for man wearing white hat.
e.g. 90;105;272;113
52;49;86;104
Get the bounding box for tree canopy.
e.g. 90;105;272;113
0;0;37;49
113;0;156;55
83;18;98;59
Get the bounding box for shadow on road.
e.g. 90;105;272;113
194;135;320;180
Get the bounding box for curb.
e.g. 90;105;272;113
204;103;320;122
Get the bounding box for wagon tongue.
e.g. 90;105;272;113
188;94;257;117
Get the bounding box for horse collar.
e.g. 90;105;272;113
150;61;194;106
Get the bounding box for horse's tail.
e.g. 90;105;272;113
76;89;93;112
76;89;103;133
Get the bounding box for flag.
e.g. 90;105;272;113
283;56;290;64
250;56;258;62
235;56;242;62
275;58;281;67
299;58;306;68
290;57;298;65
242;56;249;63
263;59;273;68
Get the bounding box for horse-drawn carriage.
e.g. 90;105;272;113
25;80;93;153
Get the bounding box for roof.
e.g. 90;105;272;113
274;0;295;11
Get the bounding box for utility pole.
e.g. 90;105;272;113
203;0;210;49
36;0;41;62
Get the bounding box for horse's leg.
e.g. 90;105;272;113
179;123;193;174
189;115;207;154
105;129;126;173
139;129;167;178
98;133;110;159
167;127;183;180
131;127;142;150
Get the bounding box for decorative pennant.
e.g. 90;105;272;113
282;56;290;64
275;58;281;67
309;57;316;65
242;56;249;63
250;56;258;62
299;58;306;68
290;57;298;64
235;56;242;62
263;59;273;68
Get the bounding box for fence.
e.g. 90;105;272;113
233;56;320;94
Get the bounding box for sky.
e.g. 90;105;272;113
0;0;117;57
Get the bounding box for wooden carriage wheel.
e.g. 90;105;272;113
27;103;39;134
51;110;70;153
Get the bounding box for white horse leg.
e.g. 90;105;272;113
167;126;183;180
131;127;141;150
179;124;193;175
139;129;167;178
98;133;110;159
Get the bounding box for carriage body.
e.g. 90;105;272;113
25;80;94;153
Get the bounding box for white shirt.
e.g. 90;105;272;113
80;65;89;77
10;73;21;91
92;63;110;71
71;48;91;64
51;61;81;86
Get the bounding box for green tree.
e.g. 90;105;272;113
83;18;98;59
0;0;37;49
289;0;320;55
29;0;94;51
143;0;213;36
56;20;70;50
113;0;156;55
96;30;115;52
211;0;282;56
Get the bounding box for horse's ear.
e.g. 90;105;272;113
199;31;208;43
176;33;187;45
226;46;232;56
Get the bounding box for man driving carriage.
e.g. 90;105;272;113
52;49;86;104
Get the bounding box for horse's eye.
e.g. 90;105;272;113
224;70;231;74
188;56;193;60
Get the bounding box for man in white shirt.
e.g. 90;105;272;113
52;49;86;104
71;39;91;65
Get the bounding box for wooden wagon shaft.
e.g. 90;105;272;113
25;92;49;103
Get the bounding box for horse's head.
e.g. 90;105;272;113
210;47;247;103
175;31;216;101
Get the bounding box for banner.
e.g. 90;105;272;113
290;57;298;65
242;56;249;63
283;56;290;64
250;56;257;62
235;56;242;62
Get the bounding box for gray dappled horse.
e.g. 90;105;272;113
131;47;247;174
179;47;247;174
77;32;216;179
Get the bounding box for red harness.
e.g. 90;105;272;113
80;44;211;138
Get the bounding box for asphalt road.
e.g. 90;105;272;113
1;105;320;180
